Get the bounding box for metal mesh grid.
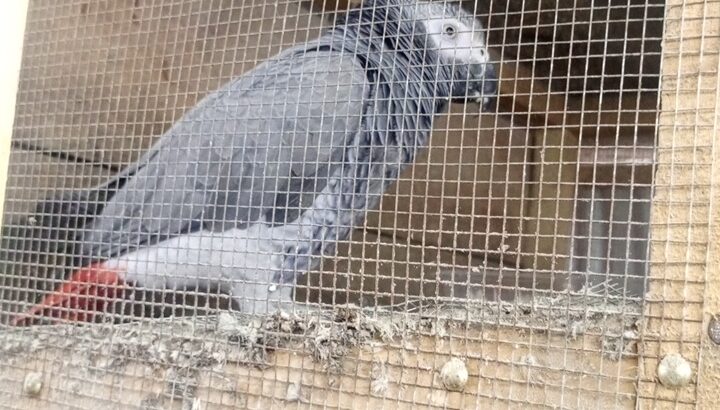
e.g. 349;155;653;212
0;0;712;408
636;1;718;407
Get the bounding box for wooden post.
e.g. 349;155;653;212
638;1;720;407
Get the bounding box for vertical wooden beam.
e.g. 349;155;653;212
0;0;29;224
639;1;720;407
695;2;720;407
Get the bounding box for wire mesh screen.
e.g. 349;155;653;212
0;0;713;408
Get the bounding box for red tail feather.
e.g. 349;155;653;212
11;263;126;326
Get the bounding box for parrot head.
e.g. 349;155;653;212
418;1;498;111
336;0;498;111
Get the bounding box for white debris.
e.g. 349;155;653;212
623;330;638;340
189;398;203;410
285;381;302;402
522;354;538;367
216;312;240;335
657;354;692;388
370;361;389;396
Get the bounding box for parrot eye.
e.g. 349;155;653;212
443;23;458;38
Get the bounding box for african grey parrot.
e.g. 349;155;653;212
13;0;497;325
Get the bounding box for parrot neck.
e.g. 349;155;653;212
330;0;453;143
274;0;454;284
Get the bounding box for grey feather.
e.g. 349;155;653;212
79;50;368;259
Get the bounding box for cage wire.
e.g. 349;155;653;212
0;0;711;408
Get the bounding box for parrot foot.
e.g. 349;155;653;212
232;281;295;316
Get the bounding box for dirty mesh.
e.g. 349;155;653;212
0;0;713;408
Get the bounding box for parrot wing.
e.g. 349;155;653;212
78;49;369;260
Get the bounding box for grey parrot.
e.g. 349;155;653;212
12;0;497;325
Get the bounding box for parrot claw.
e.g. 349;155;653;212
473;91;483;104
472;91;491;107
11;264;126;326
482;96;491;108
474;92;494;112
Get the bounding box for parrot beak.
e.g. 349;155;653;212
469;62;498;112
451;62;498;112
11;264;127;326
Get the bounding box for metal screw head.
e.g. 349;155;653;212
22;372;43;397
708;315;720;345
440;357;469;392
